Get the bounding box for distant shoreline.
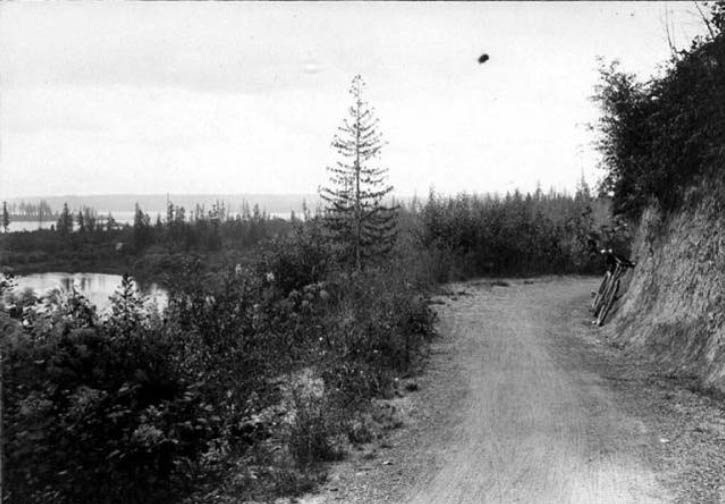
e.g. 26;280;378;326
2;192;412;214
6;216;59;222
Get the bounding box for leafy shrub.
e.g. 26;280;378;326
2;218;438;503
1;280;229;504
346;415;376;444
593;9;725;220
258;220;331;297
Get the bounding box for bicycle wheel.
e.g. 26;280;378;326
591;274;609;315
596;278;620;326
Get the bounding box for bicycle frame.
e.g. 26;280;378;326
591;272;610;314
594;259;633;326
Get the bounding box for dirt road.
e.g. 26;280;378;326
304;277;725;504
404;278;667;503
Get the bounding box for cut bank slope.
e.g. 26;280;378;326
612;181;725;392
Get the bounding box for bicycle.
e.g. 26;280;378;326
591;252;635;326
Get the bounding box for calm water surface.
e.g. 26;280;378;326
15;272;167;313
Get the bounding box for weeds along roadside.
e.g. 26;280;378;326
0;222;438;503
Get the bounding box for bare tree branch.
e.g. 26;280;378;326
694;0;716;39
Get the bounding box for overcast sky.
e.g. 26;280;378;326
0;2;709;199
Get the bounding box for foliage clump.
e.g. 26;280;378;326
593;2;725;220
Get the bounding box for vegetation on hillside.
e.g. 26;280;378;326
593;1;725;220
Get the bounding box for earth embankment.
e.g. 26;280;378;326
612;184;725;392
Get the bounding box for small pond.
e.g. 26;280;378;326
13;272;168;314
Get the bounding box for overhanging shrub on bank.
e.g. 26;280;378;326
593;3;725;220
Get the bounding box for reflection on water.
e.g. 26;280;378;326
14;272;167;314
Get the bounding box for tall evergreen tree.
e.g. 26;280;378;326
76;210;85;233
2;201;9;233
83;207;97;233
133;203;152;250
37;200;44;229
319;75;397;270
106;212;116;232
57;203;73;235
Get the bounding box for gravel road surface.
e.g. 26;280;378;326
302;277;725;504
405;278;666;503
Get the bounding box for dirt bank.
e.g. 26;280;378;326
613;184;725;393
300;277;725;503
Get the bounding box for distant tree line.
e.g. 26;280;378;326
408;181;631;280
3;200;55;220
131;199;291;252
0;195;305;278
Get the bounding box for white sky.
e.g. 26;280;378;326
0;1;709;199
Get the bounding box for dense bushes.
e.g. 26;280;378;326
1;222;436;503
1;277;225;504
593;3;725;220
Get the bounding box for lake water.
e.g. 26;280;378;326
13;272;168;314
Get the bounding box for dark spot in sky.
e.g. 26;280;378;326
478;53;489;64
